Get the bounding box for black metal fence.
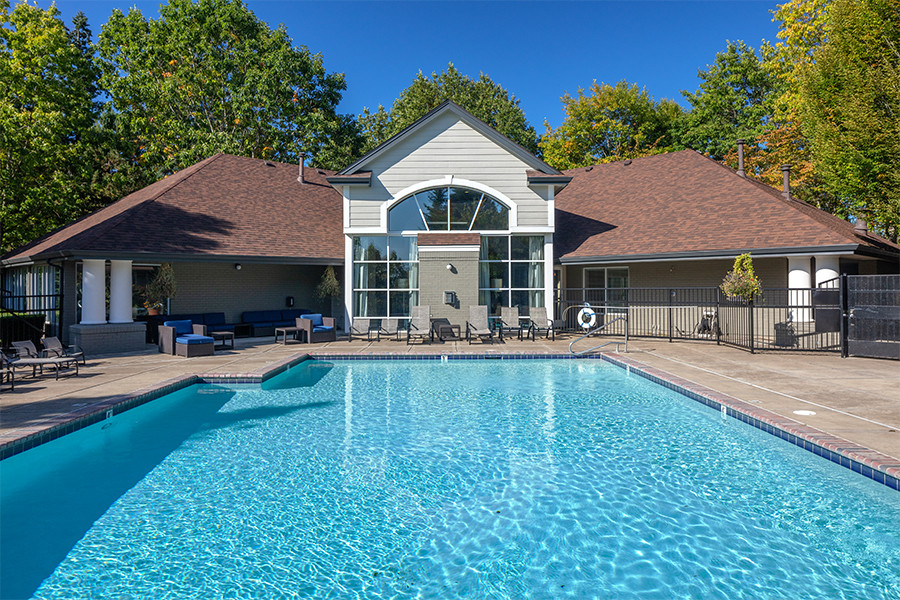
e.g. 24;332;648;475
555;279;861;356
846;275;900;360
0;290;63;350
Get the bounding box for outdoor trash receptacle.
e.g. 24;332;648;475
774;322;796;347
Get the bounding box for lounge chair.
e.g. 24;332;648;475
466;305;495;344
4;346;79;379
158;320;215;357
42;336;86;365
406;306;433;344
499;306;524;341
348;318;376;342
379;318;401;341
528;307;558;341
11;340;42;358
0;352;14;391
297;314;337;344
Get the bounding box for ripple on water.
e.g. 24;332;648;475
19;360;900;599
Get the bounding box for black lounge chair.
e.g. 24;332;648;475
42;336;86;365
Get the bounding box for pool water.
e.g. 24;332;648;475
2;359;899;599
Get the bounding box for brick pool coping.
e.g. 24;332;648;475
1;351;897;492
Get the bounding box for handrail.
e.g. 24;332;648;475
569;315;628;355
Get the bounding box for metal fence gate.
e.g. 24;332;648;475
845;275;900;360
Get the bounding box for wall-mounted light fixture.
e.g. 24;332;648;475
446;263;453;270
234;263;242;271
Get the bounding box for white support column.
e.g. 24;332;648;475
544;234;555;320
815;255;840;287
109;260;133;323
80;259;107;324
788;256;812;322
344;235;354;333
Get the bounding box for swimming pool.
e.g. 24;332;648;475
2;359;899;599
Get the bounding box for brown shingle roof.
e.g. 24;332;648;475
3;154;343;264
555;150;898;262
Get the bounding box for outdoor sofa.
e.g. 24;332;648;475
241;309;311;337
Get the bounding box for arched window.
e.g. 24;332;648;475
388;186;509;232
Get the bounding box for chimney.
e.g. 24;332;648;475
297;153;305;184
854;216;868;236
781;164;791;200
736;139;746;177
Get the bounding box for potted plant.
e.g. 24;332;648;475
143;263;177;315
720;253;761;301
315;265;343;327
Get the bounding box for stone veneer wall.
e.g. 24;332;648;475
418;249;479;325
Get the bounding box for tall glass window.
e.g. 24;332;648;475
478;235;545;318
582;267;629;313
353;236;418;318
388;186;509;231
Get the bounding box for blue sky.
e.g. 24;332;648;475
50;0;781;130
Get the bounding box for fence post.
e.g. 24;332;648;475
748;298;755;354
668;289;674;343
715;288;721;346
840;273;849;358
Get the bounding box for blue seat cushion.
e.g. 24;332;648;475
312;325;333;333
175;334;214;345
300;313;324;327
164;320;194;335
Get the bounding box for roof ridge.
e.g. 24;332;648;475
684;151;898;248
74;154;227;249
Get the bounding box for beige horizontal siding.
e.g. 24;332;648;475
348;112;549;230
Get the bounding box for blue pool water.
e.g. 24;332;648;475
2;359;899;599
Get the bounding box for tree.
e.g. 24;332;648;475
359;64;539;154
679;40;780;161
0;1;105;252
95;0;361;178
799;0;900;240
540;81;683;170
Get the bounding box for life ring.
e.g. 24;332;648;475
578;305;596;329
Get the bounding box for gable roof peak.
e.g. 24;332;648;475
339;100;560;176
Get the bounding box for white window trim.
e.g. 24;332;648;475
379;176;518;232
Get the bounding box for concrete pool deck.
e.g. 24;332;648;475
1;335;898;479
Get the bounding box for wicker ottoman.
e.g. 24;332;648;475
175;334;215;357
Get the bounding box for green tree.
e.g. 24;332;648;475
359;64;539;154
95;0;361;177
0;0;105;252
799;0;900;240
540;80;683;169
679;40;780;161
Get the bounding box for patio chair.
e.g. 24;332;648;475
3;347;79;379
348;318;376;342
499;306;524;341
158;320;215;357
379;318;402;341
0;352;14;391
528;307;558;341
406;306;433;344
11;340;43;358
297;314;337;344
466;305;495;344
42;336;86;365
